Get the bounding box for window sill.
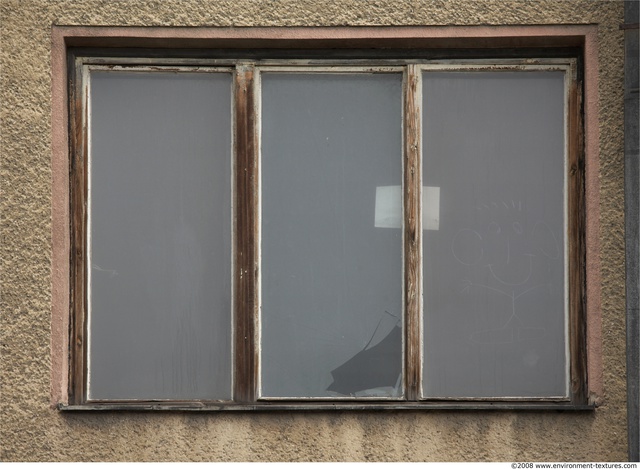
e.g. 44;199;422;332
58;401;596;412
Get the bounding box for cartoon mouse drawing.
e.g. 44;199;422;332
450;201;563;346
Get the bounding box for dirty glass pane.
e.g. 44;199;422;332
88;71;232;400
422;71;567;398
261;73;403;398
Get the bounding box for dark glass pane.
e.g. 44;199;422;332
261;73;403;398
422;71;567;398
89;71;232;400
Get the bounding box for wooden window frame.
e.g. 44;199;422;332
62;47;589;411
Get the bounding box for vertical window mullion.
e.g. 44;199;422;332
234;64;259;403
404;64;422;401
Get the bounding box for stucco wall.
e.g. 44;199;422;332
0;0;626;461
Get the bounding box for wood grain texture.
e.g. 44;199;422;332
404;64;421;401
69;55;88;405
568;74;588;405
233;65;259;403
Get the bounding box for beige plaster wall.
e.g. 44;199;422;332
0;0;626;461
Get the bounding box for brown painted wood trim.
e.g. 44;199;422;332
233;65;259;403
568;74;588;404
69;55;88;405
404;64;422;401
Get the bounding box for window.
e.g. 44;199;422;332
67;51;587;409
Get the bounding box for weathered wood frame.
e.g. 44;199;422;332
66;51;588;410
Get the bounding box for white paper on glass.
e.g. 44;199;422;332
374;185;440;230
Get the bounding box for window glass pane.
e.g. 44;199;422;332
88;71;232;400
261;73;403;398
422;71;567;398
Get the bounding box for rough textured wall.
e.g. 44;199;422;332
0;0;626;462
